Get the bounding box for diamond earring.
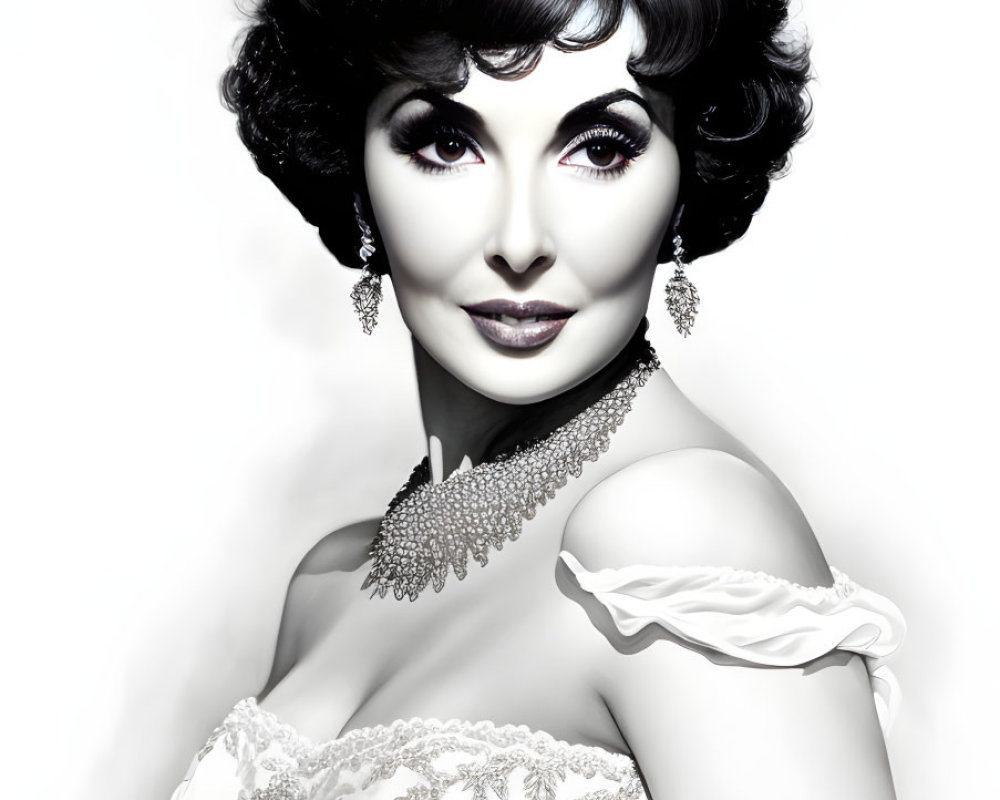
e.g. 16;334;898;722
664;231;699;337
350;194;382;335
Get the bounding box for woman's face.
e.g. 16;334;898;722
364;22;680;404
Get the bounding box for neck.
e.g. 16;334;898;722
412;325;652;483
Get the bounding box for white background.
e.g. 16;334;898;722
1;2;997;798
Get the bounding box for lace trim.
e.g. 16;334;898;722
187;698;644;800
241;698;634;761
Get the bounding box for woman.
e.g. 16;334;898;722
172;1;905;797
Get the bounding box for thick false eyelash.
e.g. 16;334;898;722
562;125;651;178
389;115;482;173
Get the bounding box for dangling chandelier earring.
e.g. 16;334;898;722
664;224;699;337
350;193;382;335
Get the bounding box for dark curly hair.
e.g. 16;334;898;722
222;0;810;274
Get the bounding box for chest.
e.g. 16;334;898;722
260;496;623;752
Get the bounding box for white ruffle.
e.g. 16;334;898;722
560;551;906;734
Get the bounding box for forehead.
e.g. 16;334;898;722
367;15;659;130
457;19;645;117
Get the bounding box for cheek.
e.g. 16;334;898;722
552;145;679;293
365;140;491;290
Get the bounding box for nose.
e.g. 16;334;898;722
484;170;556;276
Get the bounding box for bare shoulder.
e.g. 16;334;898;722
562;450;894;798
261;518;379;696
564;447;830;586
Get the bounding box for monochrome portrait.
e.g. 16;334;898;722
2;2;996;799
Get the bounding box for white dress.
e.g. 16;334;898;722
170;552;905;800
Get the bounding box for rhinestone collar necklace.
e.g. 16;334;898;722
362;351;659;601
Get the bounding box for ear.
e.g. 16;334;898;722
323;187;390;275
354;184;392;277
657;202;685;263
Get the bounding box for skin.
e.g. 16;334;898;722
257;19;898;800
363;18;679;476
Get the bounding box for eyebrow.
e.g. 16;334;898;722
557;89;652;128
383;88;486;132
384;87;651;132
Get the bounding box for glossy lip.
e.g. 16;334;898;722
461;299;577;350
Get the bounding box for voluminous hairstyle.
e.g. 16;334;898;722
222;0;811;274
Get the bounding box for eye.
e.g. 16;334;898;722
558;125;646;178
414;135;483;169
560;141;626;170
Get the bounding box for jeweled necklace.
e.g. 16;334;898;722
362;351;659;601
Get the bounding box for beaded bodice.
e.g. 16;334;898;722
171;698;645;800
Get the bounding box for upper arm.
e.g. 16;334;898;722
562;449;895;799
260;518;377;697
610;643;895;799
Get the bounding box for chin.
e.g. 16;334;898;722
444;342;622;406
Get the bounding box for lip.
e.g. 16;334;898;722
461;299;576;350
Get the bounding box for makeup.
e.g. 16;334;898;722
462;300;575;349
389;111;485;173
387;89;652;178
364;21;680;403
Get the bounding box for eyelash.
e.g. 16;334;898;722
390;117;649;179
560;126;648;179
390;118;483;174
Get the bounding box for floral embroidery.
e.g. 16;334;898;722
191;700;644;800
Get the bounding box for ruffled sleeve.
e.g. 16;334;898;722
560;551;906;734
